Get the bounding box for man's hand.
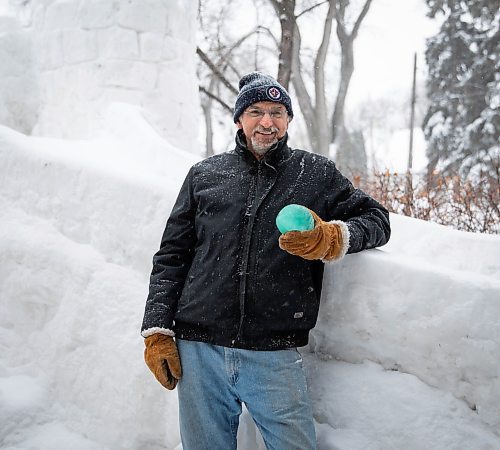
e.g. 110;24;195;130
144;333;182;390
279;209;347;261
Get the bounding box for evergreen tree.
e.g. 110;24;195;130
423;0;499;178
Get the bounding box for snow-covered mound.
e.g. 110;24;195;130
310;215;500;425
308;224;500;447
1;107;499;449
0;105;197;450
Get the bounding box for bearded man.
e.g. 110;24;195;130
141;72;391;450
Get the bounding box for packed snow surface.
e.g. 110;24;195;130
1;105;499;449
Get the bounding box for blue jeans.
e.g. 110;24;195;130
177;339;316;450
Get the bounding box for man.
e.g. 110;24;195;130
141;72;391;449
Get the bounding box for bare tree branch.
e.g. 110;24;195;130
212;27;279;79
331;0;373;40
256;25;280;49
199;86;234;114
331;0;347;41
296;0;329;19
352;0;373;39
197;47;239;95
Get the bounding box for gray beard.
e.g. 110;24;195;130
250;136;278;156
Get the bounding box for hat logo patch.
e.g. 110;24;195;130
267;86;281;100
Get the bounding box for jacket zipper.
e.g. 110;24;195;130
234;160;277;345
234;162;260;344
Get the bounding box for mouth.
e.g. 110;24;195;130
254;128;278;138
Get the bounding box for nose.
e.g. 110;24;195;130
259;112;274;127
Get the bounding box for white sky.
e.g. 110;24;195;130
349;0;439;106
225;0;439;107
0;0;10;16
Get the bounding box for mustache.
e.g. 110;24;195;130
254;126;279;133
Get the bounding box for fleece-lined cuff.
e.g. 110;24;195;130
141;327;175;338
322;220;350;263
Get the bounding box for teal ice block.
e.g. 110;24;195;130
276;204;315;234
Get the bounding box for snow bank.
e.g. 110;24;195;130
1;107;499;448
0;103;198;273
310;240;500;429
0;106;198;449
308;358;499;449
1;200;177;449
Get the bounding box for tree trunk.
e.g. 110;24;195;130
330;0;373;143
202;101;214;157
201;76;220;157
313;0;335;156
290;22;322;152
331;37;354;142
270;0;296;90
289;5;333;156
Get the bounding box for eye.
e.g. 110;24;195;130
247;110;262;117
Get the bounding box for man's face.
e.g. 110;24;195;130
236;101;290;158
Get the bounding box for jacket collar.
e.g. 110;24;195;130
234;129;291;166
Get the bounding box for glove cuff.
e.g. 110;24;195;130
141;327;175;338
322;220;350;262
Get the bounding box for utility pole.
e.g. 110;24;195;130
405;52;417;216
408;52;417;172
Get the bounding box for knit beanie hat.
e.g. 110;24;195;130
233;72;293;123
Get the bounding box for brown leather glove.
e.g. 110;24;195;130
144;333;182;390
279;209;347;261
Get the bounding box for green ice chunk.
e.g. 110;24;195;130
276;204;314;234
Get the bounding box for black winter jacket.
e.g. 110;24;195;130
141;131;390;350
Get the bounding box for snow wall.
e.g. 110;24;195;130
0;0;198;152
0;15;39;134
1;107;499;448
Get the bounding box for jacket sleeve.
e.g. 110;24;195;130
325;164;391;255
141;167;197;337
